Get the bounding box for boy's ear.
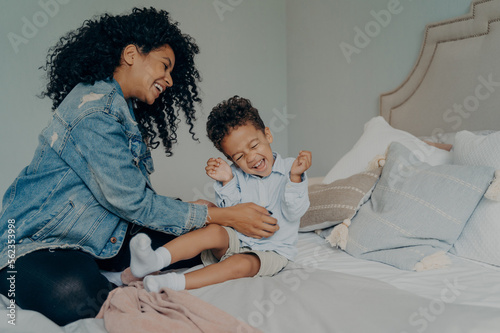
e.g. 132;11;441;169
264;127;273;144
121;44;139;66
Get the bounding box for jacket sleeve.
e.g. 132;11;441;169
60;111;207;236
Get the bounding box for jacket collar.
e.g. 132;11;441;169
110;77;136;122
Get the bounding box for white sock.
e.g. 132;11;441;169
143;273;186;292
129;233;172;278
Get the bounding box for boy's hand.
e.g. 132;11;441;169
206;158;233;185
290;150;312;183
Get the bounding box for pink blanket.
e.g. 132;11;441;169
96;281;261;333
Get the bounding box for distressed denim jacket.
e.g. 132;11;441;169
0;79;207;270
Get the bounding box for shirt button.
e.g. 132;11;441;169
110;237;117;244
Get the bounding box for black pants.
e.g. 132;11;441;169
0;225;201;326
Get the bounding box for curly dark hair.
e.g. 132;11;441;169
206;96;265;156
39;7;201;156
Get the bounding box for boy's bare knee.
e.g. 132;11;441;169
205;225;229;259
204;224;227;239
230;254;260;278
204;223;223;232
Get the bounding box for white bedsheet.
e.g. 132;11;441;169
295;232;500;309
2;232;499;333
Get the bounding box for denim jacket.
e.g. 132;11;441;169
0;79;207;270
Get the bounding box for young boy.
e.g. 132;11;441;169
129;96;311;292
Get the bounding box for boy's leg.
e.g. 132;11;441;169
165;224;230;262
185;253;261;289
130;224;229;277
144;253;261;292
97;224;203;272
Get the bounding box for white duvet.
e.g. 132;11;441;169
1;232;500;333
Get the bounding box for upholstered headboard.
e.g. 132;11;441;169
380;0;500;137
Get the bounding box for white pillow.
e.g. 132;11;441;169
322;116;452;184
419;130;496;146
451;130;500;266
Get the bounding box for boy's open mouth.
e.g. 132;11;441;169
252;159;266;172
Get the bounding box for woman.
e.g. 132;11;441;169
0;7;277;326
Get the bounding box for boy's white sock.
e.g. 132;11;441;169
143;273;186;292
129;233;172;278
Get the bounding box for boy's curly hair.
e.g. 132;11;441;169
206;96;265;155
39;7;201;156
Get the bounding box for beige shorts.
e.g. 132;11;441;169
201;226;289;277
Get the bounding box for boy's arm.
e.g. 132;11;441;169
214;172;243;208
206;157;242;207
280;172;310;221
281;151;312;220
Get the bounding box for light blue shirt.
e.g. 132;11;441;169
214;152;310;260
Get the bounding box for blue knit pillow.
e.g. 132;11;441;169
344;142;495;271
451;130;500;266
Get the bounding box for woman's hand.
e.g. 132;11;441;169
206;158;233;185
424;141;453;151
207;203;279;239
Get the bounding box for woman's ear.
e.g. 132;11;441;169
264;127;273;144
121;44;139;66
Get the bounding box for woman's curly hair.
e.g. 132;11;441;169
206;96;265;156
39;7;201;156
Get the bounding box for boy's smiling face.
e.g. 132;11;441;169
221;123;274;177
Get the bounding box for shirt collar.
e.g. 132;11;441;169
270;152;287;176
244;152;287;180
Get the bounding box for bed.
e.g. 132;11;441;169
2;0;500;332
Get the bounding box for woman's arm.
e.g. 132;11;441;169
65;111;207;235
206;204;279;239
424;140;453;151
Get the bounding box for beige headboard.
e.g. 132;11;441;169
380;0;500;137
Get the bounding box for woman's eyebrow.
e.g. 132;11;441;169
162;57;172;66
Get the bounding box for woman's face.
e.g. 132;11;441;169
119;44;176;105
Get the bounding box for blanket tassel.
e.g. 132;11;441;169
485;170;500;202
366;154;386;171
413;251;451;271
326;219;351;250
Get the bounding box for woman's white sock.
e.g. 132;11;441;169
129;233;172;277
144;273;186;292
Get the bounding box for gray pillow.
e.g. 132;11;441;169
344;142;495;271
299;167;382;232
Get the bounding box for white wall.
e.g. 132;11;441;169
0;0;475;204
286;0;472;178
0;0;286;202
